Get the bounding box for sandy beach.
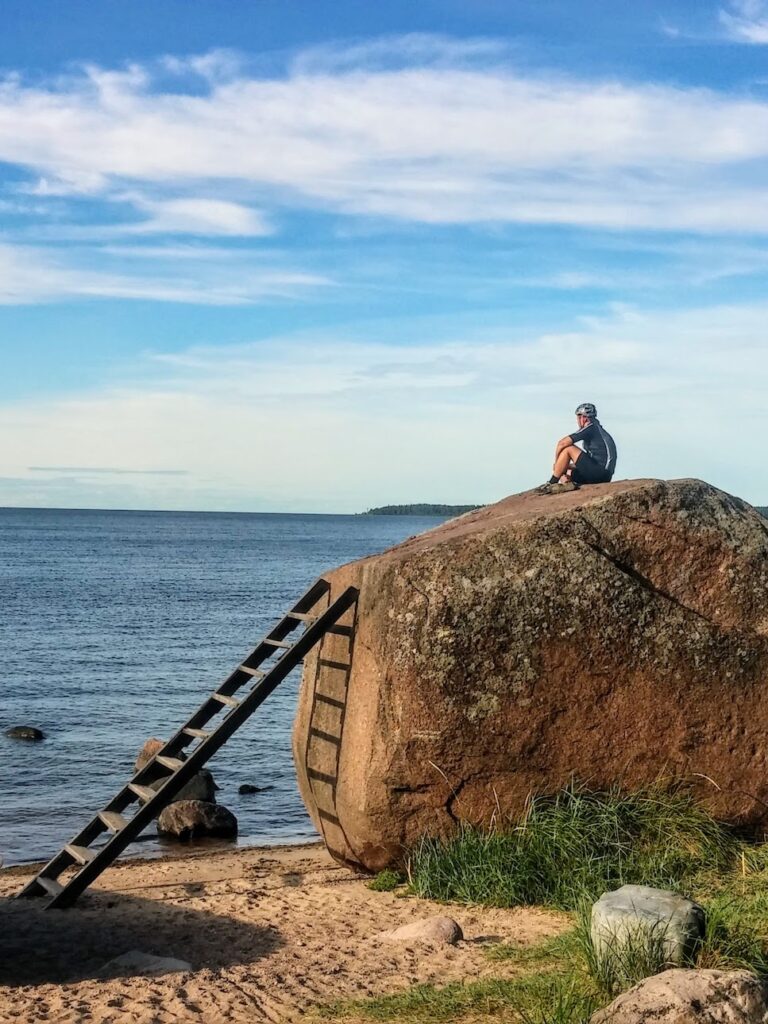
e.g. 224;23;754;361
0;843;565;1024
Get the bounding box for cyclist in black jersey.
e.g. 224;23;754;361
538;403;617;493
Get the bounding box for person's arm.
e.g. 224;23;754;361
555;434;575;455
567;425;590;447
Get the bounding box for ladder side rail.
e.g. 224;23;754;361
45;585;358;908
161;586;360;773
148;579;333;746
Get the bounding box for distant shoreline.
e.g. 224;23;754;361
360;503;483;516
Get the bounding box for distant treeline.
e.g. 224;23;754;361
361;503;483;516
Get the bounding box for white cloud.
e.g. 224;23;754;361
1;300;767;511
0;242;329;305
720;0;768;42
3;42;768;232
122;197;272;236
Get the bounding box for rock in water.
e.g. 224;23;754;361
157;800;237;841
4;726;44;741
135;739;216;802
591;969;768;1024
293;479;768;871
135;737;167;771
591;886;705;969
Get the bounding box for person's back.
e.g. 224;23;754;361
570;415;617;482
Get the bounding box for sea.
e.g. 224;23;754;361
0;507;446;866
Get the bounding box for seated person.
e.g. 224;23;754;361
540;403;617;492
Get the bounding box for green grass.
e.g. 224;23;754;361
367;868;406;892
319;969;601;1024
319;785;768;1023
407;782;738;910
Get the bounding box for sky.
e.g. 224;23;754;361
2;0;768;512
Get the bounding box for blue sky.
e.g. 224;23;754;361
2;0;768;511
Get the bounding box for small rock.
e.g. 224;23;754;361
590;968;768;1024
379;916;463;945
157;800;237;841
591;885;705;969
239;783;274;795
4;726;45;741
135;737;178;771
100;950;192;976
135;739;217;803
150;769;217;803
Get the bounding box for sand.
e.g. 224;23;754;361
0;843;566;1023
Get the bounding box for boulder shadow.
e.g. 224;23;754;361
0;887;282;986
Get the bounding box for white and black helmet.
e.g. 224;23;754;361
575;402;597;418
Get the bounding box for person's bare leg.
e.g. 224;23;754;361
553;446;582;480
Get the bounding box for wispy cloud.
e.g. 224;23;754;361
0;242;329;305
29;466;188;475
719;0;768;42
119;197;272;236
3;39;768;235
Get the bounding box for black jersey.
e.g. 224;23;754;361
569;419;617;478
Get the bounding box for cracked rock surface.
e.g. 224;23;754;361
293;479;768;872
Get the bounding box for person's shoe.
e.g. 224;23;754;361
536;481;579;495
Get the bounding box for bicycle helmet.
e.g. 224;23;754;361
575;402;597;418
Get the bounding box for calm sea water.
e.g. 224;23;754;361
0;507;445;866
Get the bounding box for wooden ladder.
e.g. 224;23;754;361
17;577;359;910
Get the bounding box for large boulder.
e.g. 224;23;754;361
292;479;768;871
591;969;768;1024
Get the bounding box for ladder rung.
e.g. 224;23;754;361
183;727;211;739
99;810;129;832
315;693;346;710
327;624;353;637
239;665;266;679
307;767;337;786
309;727;341;746
317;808;342;827
38;876;64;897
65;844;97;866
128;783;157;803
211;693;240;708
318;659;350;672
156;755;185;772
286;612;316;622
263;638;292;650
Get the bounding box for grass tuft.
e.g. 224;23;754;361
367;868;406;892
407;781;737;910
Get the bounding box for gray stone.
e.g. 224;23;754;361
5;726;44;741
592;885;705;969
379;916;463;945
150;769;217;803
100;950;191;976
591;968;768;1024
135;738;217;803
157;800;237;841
